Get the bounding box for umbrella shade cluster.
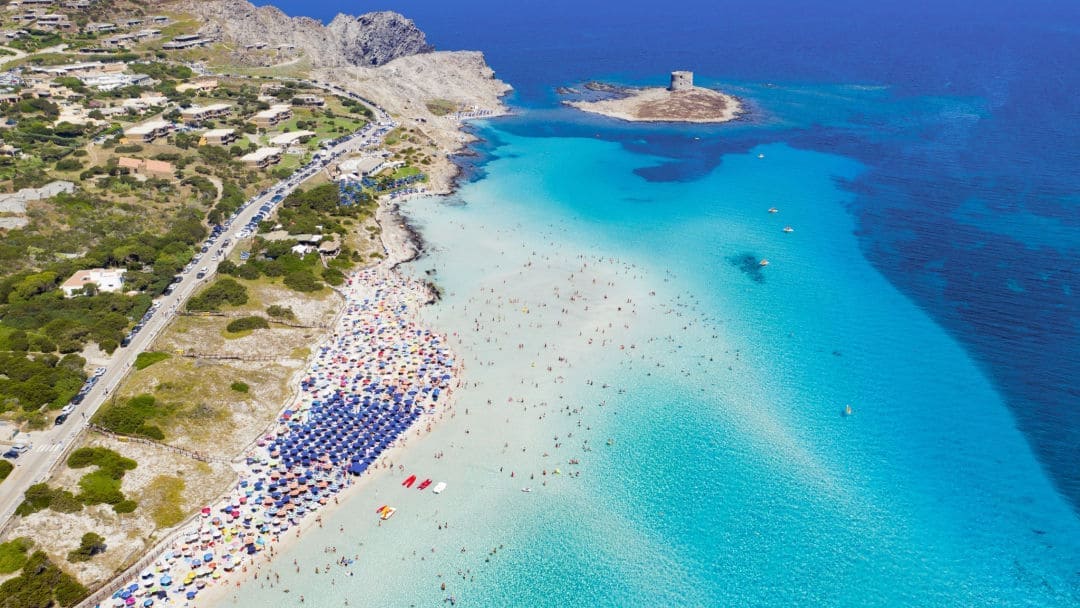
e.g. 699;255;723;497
97;269;456;607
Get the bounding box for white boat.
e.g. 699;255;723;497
432;482;447;495
521;487;532;493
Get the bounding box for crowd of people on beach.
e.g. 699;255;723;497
93;267;458;608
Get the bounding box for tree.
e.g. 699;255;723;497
67;532;106;562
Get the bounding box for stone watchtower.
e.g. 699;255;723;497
669;71;694;91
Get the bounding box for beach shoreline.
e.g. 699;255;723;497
83;186;467;607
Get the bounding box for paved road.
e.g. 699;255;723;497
0;86;395;528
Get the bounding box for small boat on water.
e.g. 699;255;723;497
759;259;770;267
768;207;779;213
758;153;766;159
402;474;417;487
432;481;447;495
378;505;396;520
521;487;532;493
783;226;794;233
375;504;387;514
417;479;432;490
843;404;854;417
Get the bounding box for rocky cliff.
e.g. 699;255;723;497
175;0;432;67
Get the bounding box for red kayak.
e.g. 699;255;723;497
402;475;417;487
375;504;386;514
417;479;432;490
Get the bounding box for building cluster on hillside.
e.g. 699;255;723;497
1;0;170;40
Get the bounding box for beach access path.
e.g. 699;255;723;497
0;82;396;537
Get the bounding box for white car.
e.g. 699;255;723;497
61;404;76;415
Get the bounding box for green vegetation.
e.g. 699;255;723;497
68;447;137;512
219;183;371;293
0;551;87;608
66;532;106;563
15;447;139;518
266;304;296;320
230;381;249;393
93;393;169;440
282;270;322;292
0;197;209;417
129;62;194;81
67;447;137;473
0;459;13;482
135;351;171;370
0;538;31;575
225;316;269;333
425;98;459;116
144;475;186;528
0;352;86;414
187;277;248;311
15;483;82;516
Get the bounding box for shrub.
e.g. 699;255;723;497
0;538;31;574
187;277;248;311
230;381;249;393
0;551;88;607
283;269;322;292
93;393;166;440
67;532;106;562
67;447;137;476
113;499;137;514
77;470;125;505
49;490;84;513
321;266;345;286
99;337;118;354
15;484;83;516
0;459;12;482
134;351;170;370
225;316;269;333
55;158;83;171
265;304;295;320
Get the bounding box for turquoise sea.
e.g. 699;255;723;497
400;117;1080;605
238;1;1080;605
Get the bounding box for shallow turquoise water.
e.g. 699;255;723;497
398;128;1080;605
220;114;1080;607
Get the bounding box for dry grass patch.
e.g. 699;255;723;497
2;435;233;589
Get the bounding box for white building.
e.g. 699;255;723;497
60;268;124;297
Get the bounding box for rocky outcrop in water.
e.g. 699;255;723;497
175;0;432;67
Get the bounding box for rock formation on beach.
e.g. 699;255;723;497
176;0;433;67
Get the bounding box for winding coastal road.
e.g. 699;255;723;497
0;82;396;531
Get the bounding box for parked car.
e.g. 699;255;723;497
54;413;69;426
3;443;29;459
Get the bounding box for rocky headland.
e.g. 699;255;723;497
173;0;512;194
176;0;432;67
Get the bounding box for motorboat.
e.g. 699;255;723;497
417;479;432;490
783;226;794;233
759;259;770;267
768;207;779;213
432;482;447;495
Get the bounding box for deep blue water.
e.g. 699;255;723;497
260;0;1080;512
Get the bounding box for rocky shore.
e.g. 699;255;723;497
566;84;743;124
